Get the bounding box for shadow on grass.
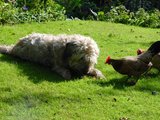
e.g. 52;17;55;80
94;76;133;89
135;71;160;92
143;70;160;78
94;70;160;90
0;55;78;83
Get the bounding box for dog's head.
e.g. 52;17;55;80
64;39;99;76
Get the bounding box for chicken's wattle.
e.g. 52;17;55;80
105;56;111;64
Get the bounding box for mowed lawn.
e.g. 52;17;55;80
0;21;160;120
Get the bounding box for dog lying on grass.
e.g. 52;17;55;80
0;33;105;79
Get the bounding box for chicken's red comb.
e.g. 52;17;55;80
137;48;144;55
105;56;111;64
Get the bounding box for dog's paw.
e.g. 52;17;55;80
87;68;106;79
52;67;71;80
95;71;106;79
62;70;71;80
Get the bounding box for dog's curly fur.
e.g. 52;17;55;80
0;33;105;79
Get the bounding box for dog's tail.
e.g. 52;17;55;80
0;45;13;55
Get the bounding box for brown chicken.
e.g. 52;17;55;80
137;48;160;70
105;41;160;84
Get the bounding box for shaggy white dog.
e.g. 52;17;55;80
0;33;105;79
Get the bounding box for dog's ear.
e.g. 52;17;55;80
63;41;77;59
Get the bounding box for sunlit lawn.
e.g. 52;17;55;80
0;21;160;120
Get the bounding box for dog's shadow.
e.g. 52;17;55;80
0;55;73;83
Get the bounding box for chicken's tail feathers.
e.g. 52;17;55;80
105;56;111;64
0;45;13;55
147;41;160;55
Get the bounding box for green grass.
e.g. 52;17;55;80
0;21;160;120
